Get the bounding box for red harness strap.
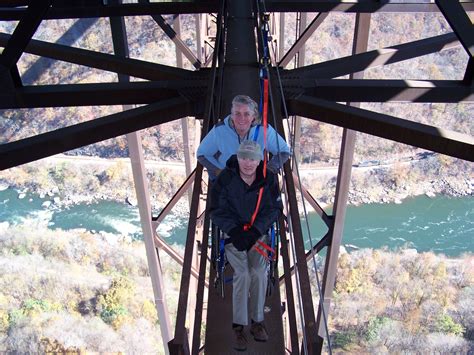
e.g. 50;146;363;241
243;78;269;232
254;239;276;261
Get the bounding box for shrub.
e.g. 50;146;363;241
365;316;391;343
332;330;357;349
22;299;49;316
40;313;126;352
141;299;158;324
97;276;134;329
7;309;26;328
435;314;465;337
0;310;9;332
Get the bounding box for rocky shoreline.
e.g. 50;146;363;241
0;156;472;211
346;175;473;206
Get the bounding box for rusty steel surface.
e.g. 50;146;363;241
205;264;286;354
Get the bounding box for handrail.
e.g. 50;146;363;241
292;172;332;228
191;196;212;353
153;233;209;289
168;165;203;354
152;168;196;226
277;213;300;353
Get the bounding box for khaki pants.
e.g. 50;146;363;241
224;236;268;326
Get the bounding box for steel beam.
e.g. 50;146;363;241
22;18;98;85
139;6;201;69
265;0;474;13
271;72;319;352
0;97;192;170
109;6;173;352
279;233;331;286
220;0;260;112
191;202;211;354
436;0;474;58
153;233;208;288
152;169;197;226
292;173;331;227
0;2;220;21
128;132;173;354
284;33;459;80
0;1;50;70
290;79;474;103
0;81;201;108
288;95;474;162
0;32;194;81
315;12;371;353
3;1;474;20
279;12;328;68
0;0;50;90
277;215;300;353
464;57;474;84
3;79;468;109
170;3;225;352
292;12;308;163
169;164;203;354
435;0;474;84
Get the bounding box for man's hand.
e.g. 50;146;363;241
228;226;261;252
228;226;246;251
242;226;261;251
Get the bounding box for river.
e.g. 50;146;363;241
0;188;472;257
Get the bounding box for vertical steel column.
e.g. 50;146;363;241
128;132;173;352
108;5;172;352
173;14;195;204
315;13;371;352
0;0;51;90
271;76;319;353
221;0;259;111
191;203;211;354
434;0;474;83
278;13;285;62
292;12;307;164
278;214;300;353
172;10;200;337
168;165;203;355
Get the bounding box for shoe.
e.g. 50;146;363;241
232;325;247;351
250;321;268;342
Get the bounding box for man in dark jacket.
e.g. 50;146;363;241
210;140;283;351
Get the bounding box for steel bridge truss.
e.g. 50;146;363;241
0;0;473;354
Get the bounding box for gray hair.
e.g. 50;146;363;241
231;95;261;124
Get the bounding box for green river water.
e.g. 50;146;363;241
0;189;472;257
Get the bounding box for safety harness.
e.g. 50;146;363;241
243;13;276;261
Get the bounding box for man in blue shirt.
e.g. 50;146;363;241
197;95;291;180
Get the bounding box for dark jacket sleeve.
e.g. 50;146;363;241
252;172;283;235
209;171;240;234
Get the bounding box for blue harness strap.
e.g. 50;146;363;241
253;124;260;141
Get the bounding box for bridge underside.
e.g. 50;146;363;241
0;1;473;354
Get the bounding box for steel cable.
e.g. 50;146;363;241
258;2;333;353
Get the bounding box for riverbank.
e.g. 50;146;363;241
0;153;472;210
300;155;473;207
1;188;472;257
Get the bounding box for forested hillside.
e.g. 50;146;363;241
0;226;472;353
